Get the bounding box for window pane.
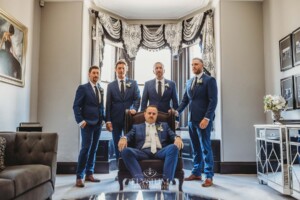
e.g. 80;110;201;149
101;44;115;82
134;48;171;85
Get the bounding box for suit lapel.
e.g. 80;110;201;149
88;83;98;103
152;79;163;100
141;123;146;141
124;78;130;99
113;80;123;99
156;123;162;141
161;79;169;98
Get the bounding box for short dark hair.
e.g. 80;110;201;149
145;105;158;112
153;62;164;69
115;59;128;69
89;65;100;73
193;57;203;64
9;24;14;35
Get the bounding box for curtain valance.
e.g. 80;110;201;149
92;9;211;59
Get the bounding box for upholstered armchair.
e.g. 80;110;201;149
118;109;184;191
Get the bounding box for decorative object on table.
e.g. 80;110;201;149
294;74;300;109
0;8;27;87
280;76;295;110
292;27;300;67
279;34;293;71
263;94;287;122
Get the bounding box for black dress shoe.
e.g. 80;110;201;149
139;180;149;189
161;180;169;190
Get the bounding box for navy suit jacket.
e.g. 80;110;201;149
106;78;141;126
125;122;177;150
73;82;105;125
141;79;179;113
177;73;218;122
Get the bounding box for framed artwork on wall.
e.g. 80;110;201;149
281;76;294;110
0;8;27;87
292;27;300;67
294;74;300;109
279;34;293;71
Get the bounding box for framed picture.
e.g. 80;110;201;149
281;76;294;110
0;8;27;87
294;74;300;109
292;27;300;67
279;34;293;71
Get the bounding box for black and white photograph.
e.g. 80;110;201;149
281;76;294;110
279;34;293;71
0;8;27;87
294;74;300;109
292;27;300;67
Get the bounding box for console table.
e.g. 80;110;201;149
254;124;300;199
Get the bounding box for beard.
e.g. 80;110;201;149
193;68;202;75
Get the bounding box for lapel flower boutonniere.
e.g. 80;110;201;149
156;124;164;132
126;82;131;88
99;87;104;95
197;78;203;85
165;83;169;90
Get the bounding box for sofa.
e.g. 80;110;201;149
0;132;58;200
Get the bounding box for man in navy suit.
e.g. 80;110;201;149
73;66;105;187
141;62;179;114
106;59;141;161
118;105;183;190
177;58;218;187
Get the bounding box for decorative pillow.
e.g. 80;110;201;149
0;136;6;172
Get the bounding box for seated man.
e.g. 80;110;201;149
118;105;183;190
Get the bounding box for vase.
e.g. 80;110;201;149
271;110;282;123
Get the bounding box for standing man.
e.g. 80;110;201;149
106;59;141;162
118;105;183;190
73;66;105;187
177;58;218;187
141;62;179;114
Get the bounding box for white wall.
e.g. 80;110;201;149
263;0;300;122
219;1;265;162
0;0;41;130
38;1;83;162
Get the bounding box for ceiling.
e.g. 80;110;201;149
92;0;211;20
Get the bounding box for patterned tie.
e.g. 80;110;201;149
149;124;157;154
120;80;125;97
94;86;100;104
158;81;162;97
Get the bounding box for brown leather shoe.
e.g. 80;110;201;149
85;175;101;182
202;178;213;187
184;174;202;181
139;180;149;189
75;179;85;187
161;180;169;190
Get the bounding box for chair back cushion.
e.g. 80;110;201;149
125;110;175;133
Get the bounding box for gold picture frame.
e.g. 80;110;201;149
0;8;27;87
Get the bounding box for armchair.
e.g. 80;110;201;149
118;109;184;191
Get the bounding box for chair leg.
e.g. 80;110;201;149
119;178;124;190
179;178;183;191
125;178;130;185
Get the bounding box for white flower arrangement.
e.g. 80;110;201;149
165;83;169;89
156;124;163;132
197;78;203;85
126;82;131;88
263;94;287;112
